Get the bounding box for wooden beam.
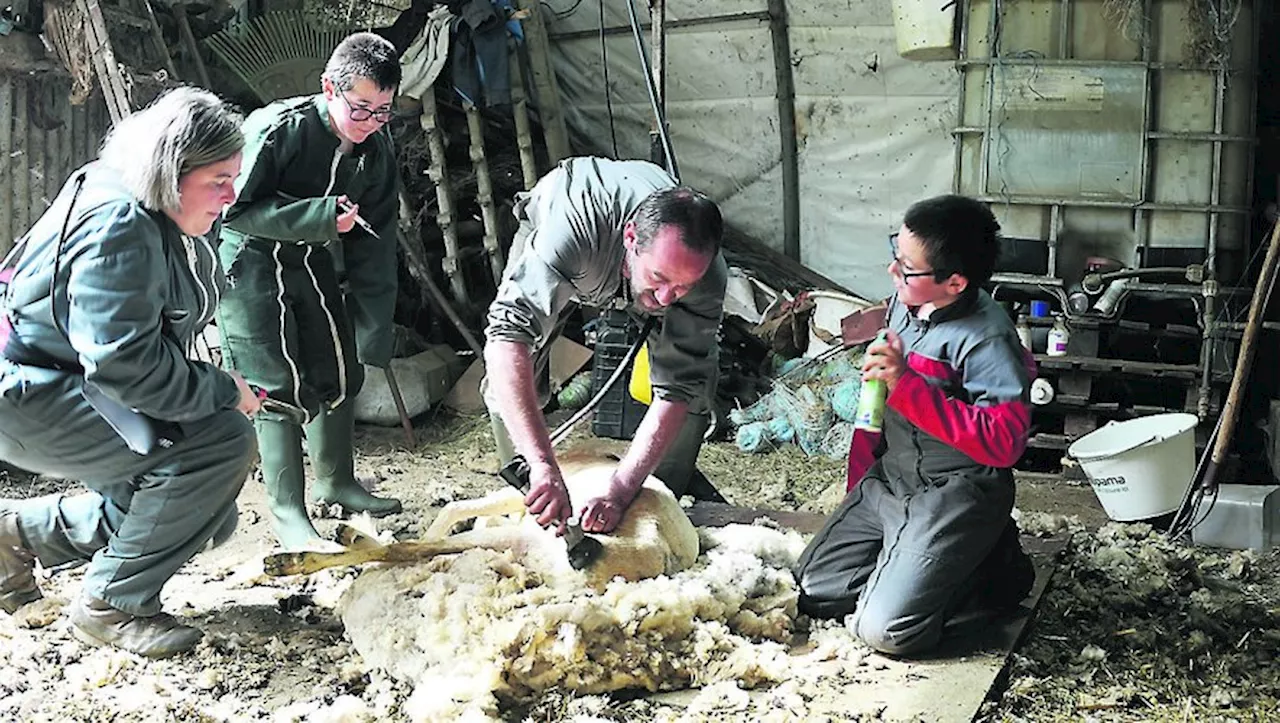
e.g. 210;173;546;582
464;102;506;287
515;0;570;163
0;79;12;255
685;500;828;535
173;4;211;88
12;80;29;238
420;93;469;304
508;50;538;189
396;192;486;358
648;0;667;167
140;0;178;78
768;0;800;262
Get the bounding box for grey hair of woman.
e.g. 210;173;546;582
97;87;244;213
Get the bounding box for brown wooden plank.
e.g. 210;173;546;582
70;92;85;170
685;500;829;535
12;79;29;239
0;77;12;253
27;85;44;216
58;82;72;197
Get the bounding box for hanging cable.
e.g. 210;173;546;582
623;0;678;180
600;0;618;157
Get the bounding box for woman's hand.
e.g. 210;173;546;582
229;372;262;417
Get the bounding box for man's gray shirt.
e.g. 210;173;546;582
485;157;727;405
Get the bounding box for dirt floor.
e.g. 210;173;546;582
2;411;1280;721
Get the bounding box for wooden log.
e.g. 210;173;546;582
140;0;178;78
383;365;417;448
515;0;570;164
173;3;211;88
420;92;469;303
397;192;486;358
508;50;538;189
464;102;506;287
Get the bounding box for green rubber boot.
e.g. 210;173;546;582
255;417;324;551
306;399;401;517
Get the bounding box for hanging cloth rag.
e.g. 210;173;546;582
400;5;456;101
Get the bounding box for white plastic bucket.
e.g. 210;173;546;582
1066;413;1198;522
891;0;958;61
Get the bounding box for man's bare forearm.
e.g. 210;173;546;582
613;397;689;497
485;340;556;466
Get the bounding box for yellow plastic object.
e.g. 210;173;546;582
629;343;653;405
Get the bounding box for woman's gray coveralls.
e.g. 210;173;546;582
0;165;256;616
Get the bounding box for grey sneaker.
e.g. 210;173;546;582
0;512;42;614
69;595;203;658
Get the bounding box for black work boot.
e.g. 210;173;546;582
307;400;401;517
0;511;42;614
70;595;203;658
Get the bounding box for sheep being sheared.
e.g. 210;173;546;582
332;451;808;722
417;449;701;589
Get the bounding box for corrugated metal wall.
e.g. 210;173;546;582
0;73;112;256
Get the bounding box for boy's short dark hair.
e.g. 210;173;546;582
323;32;401;92
903;195;1001;288
632;186;723;256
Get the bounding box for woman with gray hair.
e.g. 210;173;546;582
0;87;260;658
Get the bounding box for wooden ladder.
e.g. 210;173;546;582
75;0;191;125
77;0;131;124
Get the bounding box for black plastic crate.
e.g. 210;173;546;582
590;309;648;440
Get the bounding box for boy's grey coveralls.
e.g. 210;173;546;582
485;157;727;494
793;289;1036;656
216;94;401;541
0;164;255;616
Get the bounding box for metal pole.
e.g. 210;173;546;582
624;0;678;180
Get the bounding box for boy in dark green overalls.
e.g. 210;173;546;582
218;33;403;550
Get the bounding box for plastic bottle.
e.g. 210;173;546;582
854;331;890;433
1046;315;1070;357
1015;314;1032;350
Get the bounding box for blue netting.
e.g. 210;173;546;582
829;379;861;423
735;421;772;453
767;416;795;443
730;346;867;457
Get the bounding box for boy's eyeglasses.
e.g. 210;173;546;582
889;233;943;283
340;91;394;123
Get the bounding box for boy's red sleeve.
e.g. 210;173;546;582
886;341;1035;468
